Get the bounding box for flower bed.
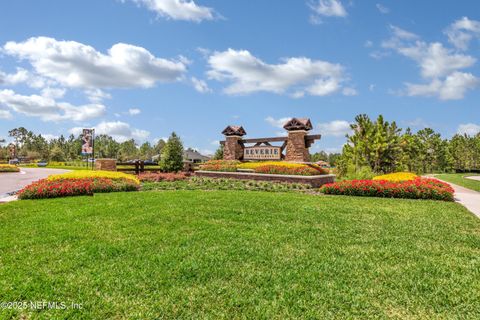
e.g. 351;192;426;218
0;164;20;172
199;160;329;176
138;172;190;182
373;172;418;182
253;164;328;176
48;170;140;184
198;160;240;172
18;177;139;200
320;177;454;201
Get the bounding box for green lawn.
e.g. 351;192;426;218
435;173;480;192
1;191;479;319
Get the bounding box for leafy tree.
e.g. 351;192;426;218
139;142;154;160
118;139;138;161
159;132;184;172
213;144;224;160
49;145;65;161
154;139;166;156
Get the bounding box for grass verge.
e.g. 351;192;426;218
435;173;480;192
0;191;479;319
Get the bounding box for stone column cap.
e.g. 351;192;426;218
222;125;247;136
283;118;312;131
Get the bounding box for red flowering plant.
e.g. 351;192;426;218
138;172;190;182
17;177;139;200
198;160;240;172
320;177;454;201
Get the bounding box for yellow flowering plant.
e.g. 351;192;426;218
47;170;140;185
372;172;418;182
0;164;20;172
237;161;322;170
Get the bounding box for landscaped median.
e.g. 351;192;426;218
196;160;333;187
0;164;20;173
17;171;140;200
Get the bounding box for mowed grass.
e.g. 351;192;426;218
435;173;480;192
0;191;480;319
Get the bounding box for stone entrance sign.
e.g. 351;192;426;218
244;146;281;160
220;117;320;162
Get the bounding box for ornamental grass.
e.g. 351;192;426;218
320;177;454;201
18;177;139;200
47;170;140;185
373;172;418;182
0;164;20;172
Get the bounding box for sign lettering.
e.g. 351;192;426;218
244;146;281;160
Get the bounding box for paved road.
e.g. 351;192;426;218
0;168;70;195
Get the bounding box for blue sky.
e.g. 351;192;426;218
0;0;479;155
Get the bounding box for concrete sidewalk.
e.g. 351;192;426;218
434;177;480;218
0;167;70;203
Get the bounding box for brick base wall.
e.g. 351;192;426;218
195;171;335;187
95;159;117;171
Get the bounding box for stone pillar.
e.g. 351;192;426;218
224;136;244;160
95;159;117;171
285;130;309;162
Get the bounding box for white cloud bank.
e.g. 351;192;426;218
380;23;479;100
457;123;480;136
317;120;352;136
128;0;217;22
3;37;187;89
444;17;480;50
309;0;347;18
70;121;150;142
207;49;352;97
0;89;105;122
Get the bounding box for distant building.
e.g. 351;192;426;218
152;148;210;163
184;148;211;163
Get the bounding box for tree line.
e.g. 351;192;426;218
337;114;480;178
0;127;180;164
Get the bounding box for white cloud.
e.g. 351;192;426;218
0;109;12;119
369;84;376;92
207;49;350;97
0;89;105;122
128;108;141;115
444;17;480;50
317;120;352;137
309;0;347;18
381;23;479;100
41;87;66;99
70;121;150;142
41;134;59;141
3;37;187;89
129;0;217;22
364;40;373;48
342;87;358;96
191;76;211;93
405;72;478;101
265;116;291;129
457;123;480;136
376;3;390;14
396;42;475;79
85;89;111;103
0;68;29;85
